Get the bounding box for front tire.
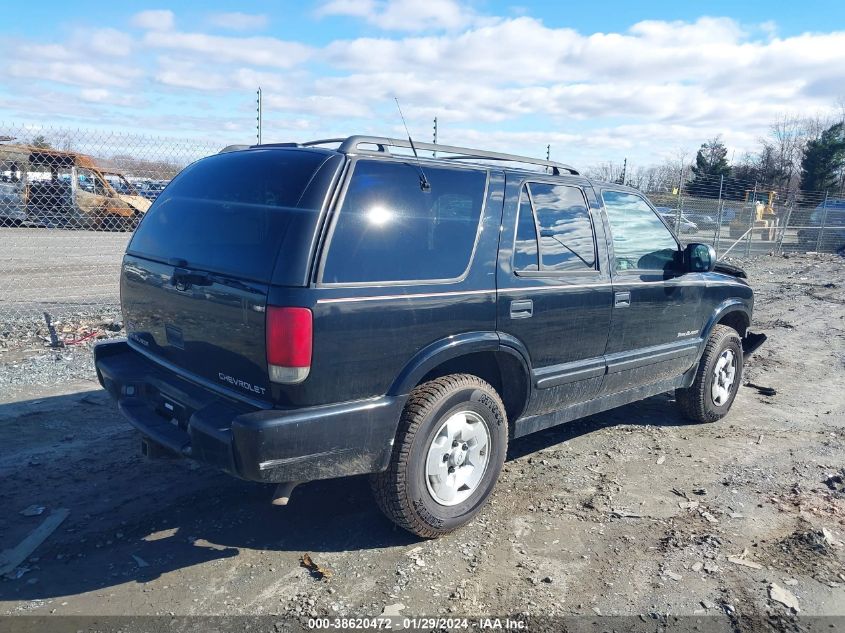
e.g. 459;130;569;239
675;324;743;423
371;374;508;538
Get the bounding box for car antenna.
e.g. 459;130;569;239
394;97;431;192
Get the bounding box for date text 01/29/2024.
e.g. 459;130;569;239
307;617;526;629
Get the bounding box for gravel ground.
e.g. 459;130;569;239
0;252;843;628
0;228;129;325
0;311;122;398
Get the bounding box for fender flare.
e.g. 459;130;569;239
495;332;533;378
387;331;532;398
698;299;751;356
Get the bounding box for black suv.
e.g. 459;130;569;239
94;136;765;537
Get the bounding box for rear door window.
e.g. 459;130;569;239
513;182;596;273
321;160;487;284
513;188;539;271
128;149;328;283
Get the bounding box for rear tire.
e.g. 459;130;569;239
371;374;508;538
675;324;743;423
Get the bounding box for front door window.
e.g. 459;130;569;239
601;190;678;272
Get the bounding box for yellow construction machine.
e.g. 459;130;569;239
729;190;779;240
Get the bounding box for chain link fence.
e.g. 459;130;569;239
1;123;844;334
0;124;219;336
642;172;845;261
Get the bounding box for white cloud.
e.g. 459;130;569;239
264;93;372;118
131;10;175;31
317;0;481;32
79;88;138;107
325;16;759;84
17;29;133;62
207;12;268;31
84;28;133;57
3;8;845;165
143;31;311;69
627;17;744;45
7;60;140;88
316;0;374;19
149;56;369;118
152;57;294;93
154;58;230;91
79;88;112;102
17;43;71;60
322;16;845;125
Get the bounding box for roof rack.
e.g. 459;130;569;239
219;144;251;154
287;135;579;176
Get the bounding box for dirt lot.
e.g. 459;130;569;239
0;253;843;626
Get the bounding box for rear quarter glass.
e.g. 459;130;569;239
128;149;330;283
321;160;488;284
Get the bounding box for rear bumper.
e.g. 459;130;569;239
94;340;404;483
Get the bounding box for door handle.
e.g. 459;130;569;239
614;291;631;308
510;299;533;319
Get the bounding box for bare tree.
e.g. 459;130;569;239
766;114;806;190
733;112;836;192
107;154;183;179
584;161;625;183
626;165;653;191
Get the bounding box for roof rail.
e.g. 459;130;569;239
295;135;579;176
219;144;251;154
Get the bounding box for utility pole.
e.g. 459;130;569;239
256;87;263;145
546;144;550;173
432;117;438;157
816;191;830;252
675;167;685;230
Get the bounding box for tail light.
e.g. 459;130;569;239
266;306;312;384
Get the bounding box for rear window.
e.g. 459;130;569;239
128;149;327;282
321;160;487;284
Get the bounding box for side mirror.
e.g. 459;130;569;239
685;242;716;273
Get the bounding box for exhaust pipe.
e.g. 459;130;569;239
140;437;179;460
271;481;300;506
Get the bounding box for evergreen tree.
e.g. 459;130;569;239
687;137;731;197
799;122;845;192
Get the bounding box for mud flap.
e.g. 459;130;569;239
742;332;767;359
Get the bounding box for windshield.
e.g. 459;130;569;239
104;173;137;195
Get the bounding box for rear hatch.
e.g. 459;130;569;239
121;148;336;403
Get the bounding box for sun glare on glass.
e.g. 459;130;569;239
367;205;392;225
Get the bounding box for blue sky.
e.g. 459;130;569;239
1;0;844;167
